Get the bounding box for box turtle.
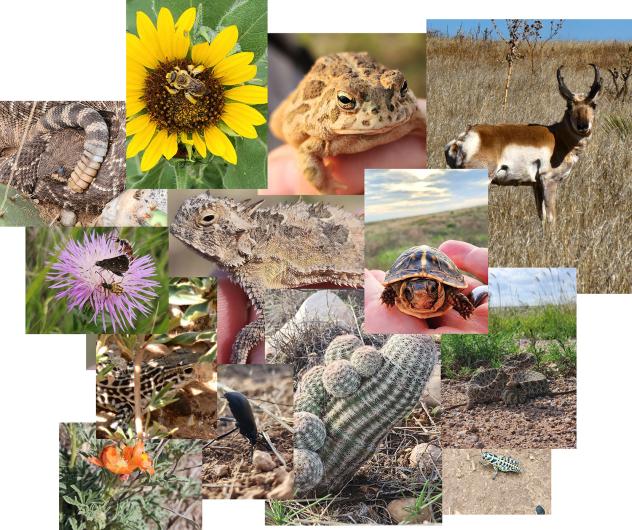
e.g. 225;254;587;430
380;245;478;319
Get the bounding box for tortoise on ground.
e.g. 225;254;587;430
380;245;476;319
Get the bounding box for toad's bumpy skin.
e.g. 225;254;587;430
0;101;125;214
293;334;437;492
270;52;426;193
169;194;364;364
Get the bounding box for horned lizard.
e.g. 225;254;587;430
170;194;364;363
270;52;426;193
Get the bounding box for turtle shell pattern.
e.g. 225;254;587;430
383;245;466;288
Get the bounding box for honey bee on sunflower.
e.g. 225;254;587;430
126;5;267;185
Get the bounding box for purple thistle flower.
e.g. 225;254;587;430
46;231;159;332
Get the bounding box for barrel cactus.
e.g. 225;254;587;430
293;333;437;492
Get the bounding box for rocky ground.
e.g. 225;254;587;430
203;365;294;499
441;377;576;448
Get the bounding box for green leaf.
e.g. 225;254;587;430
182;302;209;322
0;185;46;226
169;290;208;305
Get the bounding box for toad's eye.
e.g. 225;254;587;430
199;213;215;225
336;91;356;110
400;80;408;97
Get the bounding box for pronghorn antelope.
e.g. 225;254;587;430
445;64;602;224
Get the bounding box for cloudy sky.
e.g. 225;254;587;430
365;169;487;223
489;268;576;307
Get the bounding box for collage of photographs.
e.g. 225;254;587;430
2;3;629;528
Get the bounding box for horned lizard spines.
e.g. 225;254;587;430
324;334;363;364
294;411;327;452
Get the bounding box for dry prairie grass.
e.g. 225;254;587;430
427;36;632;293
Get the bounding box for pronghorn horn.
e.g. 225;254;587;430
586;63;602;101
556;65;574;101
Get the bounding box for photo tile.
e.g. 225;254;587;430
262;290;442;524
364;168;488;334
441;267;576;449
25;227;169;334
60;422;203;527
443;448;551;515
204;364;294;500
0;101;125;226
168;189;364;364
426;19;631;293
126;1;268;190
95;333;216;440
267;33;427;195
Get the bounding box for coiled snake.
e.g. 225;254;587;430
0;101;125;215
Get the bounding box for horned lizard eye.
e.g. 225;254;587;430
336;91;356;110
199;213;215;225
400;80;408;97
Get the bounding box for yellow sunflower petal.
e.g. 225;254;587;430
204;126;225;157
224;85;268;105
214;52;254;79
127;121;156;158
192;131;207;157
218;65;257;86
126;98;146;118
224;102;266;126
126;114;151;136
141;129;169;171
136;11;163;63
127;33;158;69
175;7;196;31
127;70;146;91
180;132;193;145
156;8;176;60
205;25;239;67
163;133;178;160
205;126;236;164
191;43;210;65
127;61;147;81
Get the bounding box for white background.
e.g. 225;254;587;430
1;1;630;528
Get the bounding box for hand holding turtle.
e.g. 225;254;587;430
365;241;488;334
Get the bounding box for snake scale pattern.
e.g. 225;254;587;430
0;101;125;214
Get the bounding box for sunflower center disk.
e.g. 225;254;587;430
144;60;225;134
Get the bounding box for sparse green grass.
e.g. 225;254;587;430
365;205;488;271
443;303;576;378
441;333;518;378
428;36;632;293
490;304;576;339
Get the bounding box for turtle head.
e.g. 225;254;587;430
401;278;445;312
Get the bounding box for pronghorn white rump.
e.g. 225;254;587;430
445;64;602;223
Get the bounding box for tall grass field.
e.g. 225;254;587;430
428;35;632;293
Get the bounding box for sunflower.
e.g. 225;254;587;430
126;7;267;172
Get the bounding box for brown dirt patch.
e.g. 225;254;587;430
443;449;551;515
441;377;576;448
203;365;294;499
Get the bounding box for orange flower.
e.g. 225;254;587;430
88;440;155;476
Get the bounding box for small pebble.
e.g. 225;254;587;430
252;450;276;472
